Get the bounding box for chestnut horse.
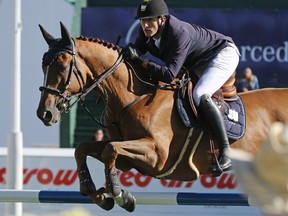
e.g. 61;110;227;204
37;23;288;212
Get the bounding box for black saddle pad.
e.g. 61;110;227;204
176;91;246;140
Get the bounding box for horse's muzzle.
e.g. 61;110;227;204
37;107;60;126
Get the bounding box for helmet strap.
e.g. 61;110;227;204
153;16;166;39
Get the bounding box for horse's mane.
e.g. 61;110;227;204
42;36;121;66
76;36;121;52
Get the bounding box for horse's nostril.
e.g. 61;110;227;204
43;110;52;122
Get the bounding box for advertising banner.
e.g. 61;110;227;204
82;7;288;87
0;148;237;193
0;148;262;215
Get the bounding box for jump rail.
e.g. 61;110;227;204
0;190;249;206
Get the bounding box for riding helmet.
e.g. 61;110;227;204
135;0;169;19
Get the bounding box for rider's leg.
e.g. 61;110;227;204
193;44;240;172
198;94;232;171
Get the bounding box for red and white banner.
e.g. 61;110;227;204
1;147;264;216
0;148;238;193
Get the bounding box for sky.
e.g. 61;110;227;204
0;0;73;147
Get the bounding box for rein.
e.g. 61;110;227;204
127;61;191;91
67;54;125;128
65;54;124;113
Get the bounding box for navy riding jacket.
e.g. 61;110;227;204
134;15;234;83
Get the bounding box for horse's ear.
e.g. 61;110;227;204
60;22;71;43
39;24;56;46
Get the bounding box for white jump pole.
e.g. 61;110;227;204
5;0;23;215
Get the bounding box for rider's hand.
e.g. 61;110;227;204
142;59;149;69
121;44;143;60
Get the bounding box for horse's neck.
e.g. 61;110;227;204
76;39;142;121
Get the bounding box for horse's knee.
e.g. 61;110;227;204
74;142;86;159
102;143;118;163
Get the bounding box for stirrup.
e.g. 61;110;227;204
208;154;232;177
208;157;223;177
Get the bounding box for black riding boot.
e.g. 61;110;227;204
198;94;232;173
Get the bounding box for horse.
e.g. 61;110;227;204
37;23;288;212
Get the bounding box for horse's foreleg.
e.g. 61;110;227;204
74;141;107;194
74;141;114;211
102;138;159;212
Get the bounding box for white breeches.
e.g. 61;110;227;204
193;43;240;106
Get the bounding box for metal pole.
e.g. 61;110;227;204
0;190;249;206
5;0;23;215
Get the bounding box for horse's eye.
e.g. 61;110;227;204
58;64;67;73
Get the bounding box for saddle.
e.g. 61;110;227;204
176;72;246;140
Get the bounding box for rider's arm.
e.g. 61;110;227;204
145;29;193;83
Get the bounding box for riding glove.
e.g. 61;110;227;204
122;44;143;60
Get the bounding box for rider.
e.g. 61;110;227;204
123;0;240;173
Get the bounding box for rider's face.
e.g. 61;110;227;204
140;17;162;38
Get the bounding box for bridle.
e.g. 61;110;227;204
39;39;124;115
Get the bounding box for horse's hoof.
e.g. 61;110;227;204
98;196;115;211
119;190;136;212
96;187;115;211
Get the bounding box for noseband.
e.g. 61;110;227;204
39;39;124;113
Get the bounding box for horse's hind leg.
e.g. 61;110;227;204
74;141;114;211
102;138;159;212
